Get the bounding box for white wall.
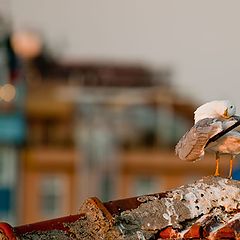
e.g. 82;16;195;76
5;0;240;107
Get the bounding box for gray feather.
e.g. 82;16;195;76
175;118;223;161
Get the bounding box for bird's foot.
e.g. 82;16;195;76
214;172;220;177
227;175;233;179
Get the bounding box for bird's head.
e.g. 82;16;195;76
194;100;236;124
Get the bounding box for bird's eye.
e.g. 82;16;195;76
230;105;233;109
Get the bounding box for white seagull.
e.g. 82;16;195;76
175;100;240;178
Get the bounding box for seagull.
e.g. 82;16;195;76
175;100;240;178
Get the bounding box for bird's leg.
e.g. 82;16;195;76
214;152;220;177
227;155;234;179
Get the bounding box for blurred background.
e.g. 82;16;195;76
1;0;240;225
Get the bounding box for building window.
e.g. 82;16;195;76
0;147;17;186
0;147;17;224
39;175;67;219
133;176;160;196
157;107;191;146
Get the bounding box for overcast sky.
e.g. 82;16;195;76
3;0;240;110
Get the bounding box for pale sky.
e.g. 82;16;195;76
3;0;240;110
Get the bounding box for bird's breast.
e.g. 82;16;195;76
208;131;240;154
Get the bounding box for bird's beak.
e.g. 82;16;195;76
223;108;229;118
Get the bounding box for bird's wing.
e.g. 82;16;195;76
175;118;223;161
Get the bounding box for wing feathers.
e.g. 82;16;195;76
175;118;223;161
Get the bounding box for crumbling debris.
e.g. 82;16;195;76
115;176;240;239
67;176;240;239
1;176;240;239
20;230;72;240
136;195;160;203
67;198;122;240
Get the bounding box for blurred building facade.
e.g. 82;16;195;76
18;60;230;225
1;1;240;226
0;19;231;225
0;38;232;225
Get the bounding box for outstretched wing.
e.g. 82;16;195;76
175;118;223;161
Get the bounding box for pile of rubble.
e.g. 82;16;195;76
1;176;240;239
